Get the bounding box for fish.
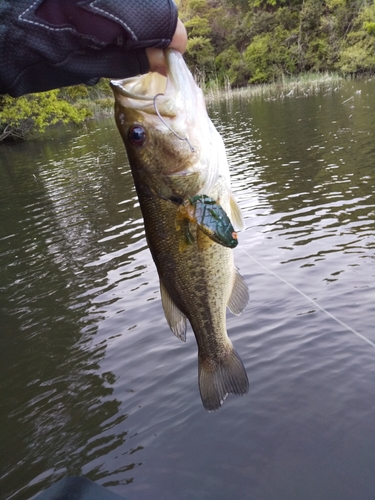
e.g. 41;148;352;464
111;49;249;411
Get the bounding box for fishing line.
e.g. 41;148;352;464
153;93;195;152
240;247;375;349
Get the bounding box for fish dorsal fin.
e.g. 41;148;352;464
227;269;249;316
230;194;245;232
160;281;187;342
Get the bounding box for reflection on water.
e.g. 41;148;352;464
0;124;145;498
1;78;375;500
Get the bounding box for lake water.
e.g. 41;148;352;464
1;77;375;500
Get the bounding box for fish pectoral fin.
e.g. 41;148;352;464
229;194;245;232
160;281;187;342
198;346;249;412
227;269;249;316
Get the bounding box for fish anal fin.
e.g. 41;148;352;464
198;347;249;412
160;281;187;341
229;194;245;232
227;269;249;316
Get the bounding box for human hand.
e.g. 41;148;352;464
146;19;187;75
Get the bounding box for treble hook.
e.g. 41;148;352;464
153;93;195;152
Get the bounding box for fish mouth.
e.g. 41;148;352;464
111;50;199;163
110;75;170;122
110;49;203;119
110;73;166;104
110;50;181;117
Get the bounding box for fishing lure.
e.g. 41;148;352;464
179;195;238;249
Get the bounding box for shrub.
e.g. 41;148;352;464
215;45;250;86
0;90;91;141
244;28;298;83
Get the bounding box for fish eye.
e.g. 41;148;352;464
128;125;146;146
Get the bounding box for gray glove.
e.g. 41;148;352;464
0;0;178;96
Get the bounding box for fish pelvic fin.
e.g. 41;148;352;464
229;194;245;232
160;281;187;342
227;269;250;316
198;347;249;412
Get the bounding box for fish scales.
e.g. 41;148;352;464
111;49;249;411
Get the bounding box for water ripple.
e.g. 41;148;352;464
1;84;375;500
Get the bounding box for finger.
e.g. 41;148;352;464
145;47;167;76
169;19;187;54
146;19;187;75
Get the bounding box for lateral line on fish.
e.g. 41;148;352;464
153;93;195;152
240;248;375;350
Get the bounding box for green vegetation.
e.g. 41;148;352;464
180;0;375;85
1;0;374;141
0;90;87;141
0;80;113;142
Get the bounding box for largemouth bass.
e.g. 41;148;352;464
111;50;249;411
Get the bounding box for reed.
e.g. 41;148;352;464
202;72;345;102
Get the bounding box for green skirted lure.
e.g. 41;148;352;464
187;194;238;248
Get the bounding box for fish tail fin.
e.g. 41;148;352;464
198;347;249;412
